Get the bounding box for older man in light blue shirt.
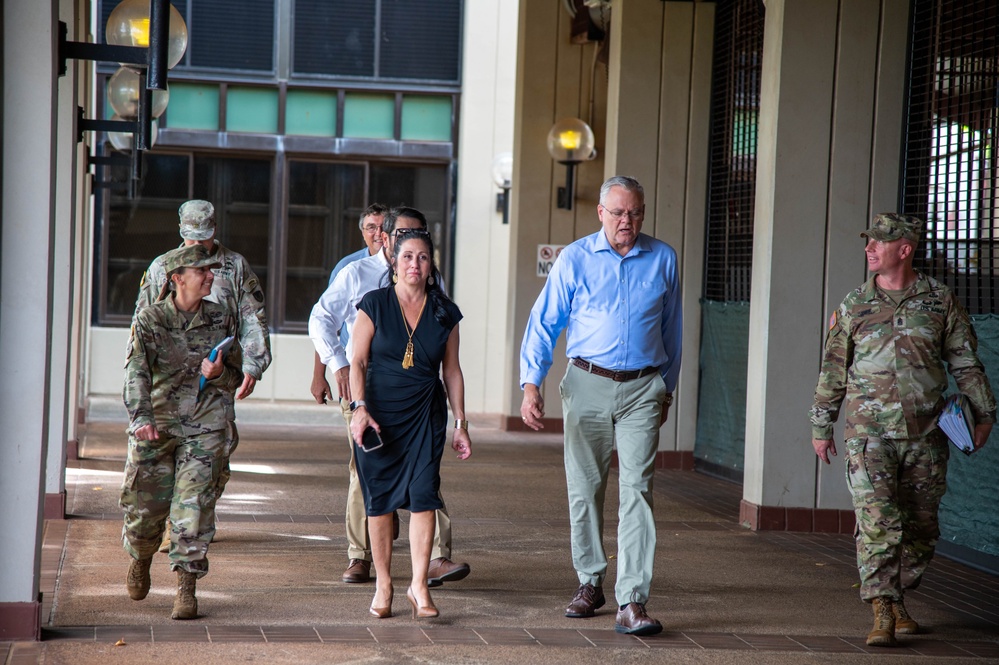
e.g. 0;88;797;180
520;175;681;636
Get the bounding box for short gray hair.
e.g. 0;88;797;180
599;176;644;205
358;203;389;230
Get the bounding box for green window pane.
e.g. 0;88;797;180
166;83;220;131
343;93;394;139
286;90;337;137
227;87;279;134
401;95;452;142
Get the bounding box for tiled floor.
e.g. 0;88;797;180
30;623;999;658
9;426;999;662
28;470;999;658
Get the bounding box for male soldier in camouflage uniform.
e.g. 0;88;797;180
133;200;271;549
122;244;242;619
809;213;996;647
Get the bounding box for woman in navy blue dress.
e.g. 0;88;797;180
349;228;471;620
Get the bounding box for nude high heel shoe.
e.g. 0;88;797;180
406;586;439;619
369;586;394;619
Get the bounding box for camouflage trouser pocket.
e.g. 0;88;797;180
119;460;140;507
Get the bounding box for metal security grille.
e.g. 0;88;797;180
902;0;998;314
703;0;765;303
293;0;462;82
99;1;275;72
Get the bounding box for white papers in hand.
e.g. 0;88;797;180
938;394;976;455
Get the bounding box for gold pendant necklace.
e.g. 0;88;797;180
398;291;428;370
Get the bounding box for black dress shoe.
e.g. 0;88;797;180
615;602;663;635
565;583;605;618
342;558;371;583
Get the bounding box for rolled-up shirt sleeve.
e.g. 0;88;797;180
308;268;355;372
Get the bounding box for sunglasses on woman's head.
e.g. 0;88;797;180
393;228;431;239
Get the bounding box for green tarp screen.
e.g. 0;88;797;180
693;300;749;472
939;314;999;556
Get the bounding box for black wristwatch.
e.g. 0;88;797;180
349;400;367;411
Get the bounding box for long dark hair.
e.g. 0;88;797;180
391;228;455;328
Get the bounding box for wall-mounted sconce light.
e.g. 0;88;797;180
59;0;187;195
547;118;596;210
492;152;513;224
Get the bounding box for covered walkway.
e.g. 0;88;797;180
3;401;998;664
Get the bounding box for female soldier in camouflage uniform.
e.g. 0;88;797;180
120;244;242;620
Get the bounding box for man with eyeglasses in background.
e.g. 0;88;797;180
310;206;471;588
312;204;388;406
519;176;682;636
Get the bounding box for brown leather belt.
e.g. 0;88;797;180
571;358;658;382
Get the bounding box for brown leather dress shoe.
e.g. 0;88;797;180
615;602;663;635
427;557;470;587
342;558;371;583
565;583;605;618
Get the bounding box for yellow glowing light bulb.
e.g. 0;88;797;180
559;131;582;151
129;18;150;47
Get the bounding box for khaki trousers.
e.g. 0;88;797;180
560;363;666;607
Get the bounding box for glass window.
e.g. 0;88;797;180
380;0;462;82
101;1;275;73
189;0;276;72
293;0;375;77
285;161;366;325
99;153;272;321
95;151;452;332
193;157;272;292
292;0;461;82
370;163;450;282
103;153;191;317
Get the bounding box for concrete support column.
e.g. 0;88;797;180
0;0;59;640
652;2;714;461
454;0;518;420
604;0;664;214
504;0;605;427
45;0;84;520
741;0;912;533
741;0;839;529
602;2;715;463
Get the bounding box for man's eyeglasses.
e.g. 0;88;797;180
361;224;381;234
601;207;645;221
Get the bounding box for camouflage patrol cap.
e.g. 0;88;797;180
161;244;220;276
860;213;923;242
178;199;216;241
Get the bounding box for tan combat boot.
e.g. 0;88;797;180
158;519;171;554
171;571;198;620
126;557;152;600
893;598;920;634
866;597;898;647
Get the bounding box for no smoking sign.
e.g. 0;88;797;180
536;244;565;277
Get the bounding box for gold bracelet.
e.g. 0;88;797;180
454;419;469;431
